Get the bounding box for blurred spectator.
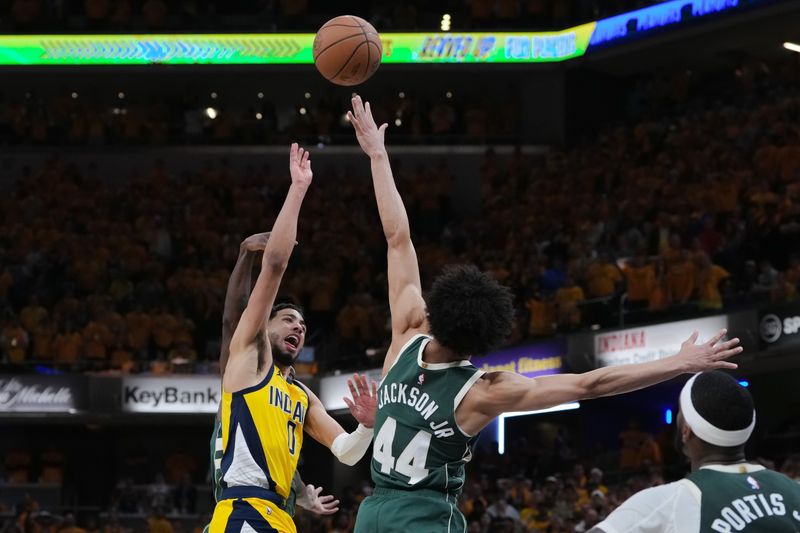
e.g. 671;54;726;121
485;494;521;527
1;503;31;533
173;474;196;515
146;508;172;533
555;276;584;329
59;513;87;533
694;253;729;310
147;474;172;512
1;318;29;365
619;421;645;471
621;253;656;309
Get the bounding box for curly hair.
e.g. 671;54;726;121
426;264;514;358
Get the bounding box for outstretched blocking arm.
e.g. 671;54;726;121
303;374;377;466
220;233;271;375
348;95;427;374
459;330;742;434
225;144;312;390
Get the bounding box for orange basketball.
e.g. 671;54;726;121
313;16;382;86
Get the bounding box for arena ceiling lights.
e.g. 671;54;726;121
0;1;755;66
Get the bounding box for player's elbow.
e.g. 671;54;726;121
386;229;411;251
263;251;289;273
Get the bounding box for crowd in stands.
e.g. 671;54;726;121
1;0;663;33
0;88;519;146
2;60;800;373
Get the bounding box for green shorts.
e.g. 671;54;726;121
354;487;466;533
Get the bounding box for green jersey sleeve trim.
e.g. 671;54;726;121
453;370;485;437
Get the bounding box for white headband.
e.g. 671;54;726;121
679;374;755;447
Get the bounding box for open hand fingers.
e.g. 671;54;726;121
715;345;743;361
351;94;364;117
705;328;727;348
355;374;369;396
683;330;699;346
713;337;740;354
348;378;359;400
321;500;340;514
343;396;355;411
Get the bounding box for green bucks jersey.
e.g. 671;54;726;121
687;466;800;532
371;334;484;495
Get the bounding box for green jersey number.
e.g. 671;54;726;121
373;416;432;485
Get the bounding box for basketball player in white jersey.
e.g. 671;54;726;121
590;371;800;533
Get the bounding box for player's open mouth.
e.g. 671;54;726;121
284;335;299;351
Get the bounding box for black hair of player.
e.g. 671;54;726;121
691;371;754;432
675;371;754;456
426;264;514;358
269;302;305;321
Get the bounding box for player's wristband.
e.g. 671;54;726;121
330;424;374;466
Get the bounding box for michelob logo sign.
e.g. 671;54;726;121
122;376;220;413
0;376;84;412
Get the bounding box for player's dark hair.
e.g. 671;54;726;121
426;264;514;358
692;371;754;432
269;303;305;321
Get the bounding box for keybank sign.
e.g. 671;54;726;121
122;376;220;413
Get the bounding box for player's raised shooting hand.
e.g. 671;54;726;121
343;373;378;428
240;232;271;253
347;94;388;159
299;484;340;516
673;329;742;373
289;143;313;190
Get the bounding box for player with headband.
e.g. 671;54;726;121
591;371;800;533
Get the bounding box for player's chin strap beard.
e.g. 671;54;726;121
272;347;296;368
679;374;756;447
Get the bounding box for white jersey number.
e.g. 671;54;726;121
373;416;432;485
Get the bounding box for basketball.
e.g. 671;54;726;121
313;15;382;86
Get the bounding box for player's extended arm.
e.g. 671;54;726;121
226;144;312;383
293;472;340;515
348;95;427;373
462;330;742;432
302;374;377;466
220;233;271;375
